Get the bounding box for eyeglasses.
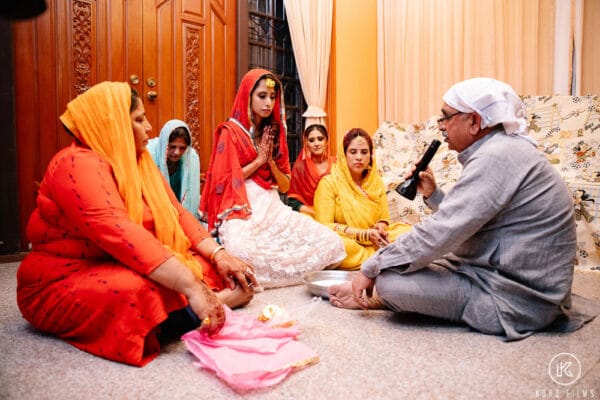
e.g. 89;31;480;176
437;111;464;125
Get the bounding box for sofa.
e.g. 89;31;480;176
374;95;600;272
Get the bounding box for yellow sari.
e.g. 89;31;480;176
314;141;411;269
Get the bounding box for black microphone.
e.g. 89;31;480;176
395;139;441;200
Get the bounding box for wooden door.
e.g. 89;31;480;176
12;0;236;250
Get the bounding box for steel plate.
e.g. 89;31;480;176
302;270;357;298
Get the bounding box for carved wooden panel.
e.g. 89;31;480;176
184;25;202;152
12;0;236;250
72;0;93;94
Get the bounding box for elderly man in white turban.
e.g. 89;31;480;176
329;77;599;340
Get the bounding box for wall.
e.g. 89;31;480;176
328;0;378;150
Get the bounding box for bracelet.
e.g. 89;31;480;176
210;245;225;263
334;223;347;234
355;229;370;244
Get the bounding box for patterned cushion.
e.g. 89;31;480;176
375;95;600;272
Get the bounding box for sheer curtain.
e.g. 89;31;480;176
581;0;600;94
283;0;333;128
377;0;561;123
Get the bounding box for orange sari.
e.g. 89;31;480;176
17;82;224;367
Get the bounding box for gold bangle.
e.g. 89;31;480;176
210;245;225;263
357;229;370;244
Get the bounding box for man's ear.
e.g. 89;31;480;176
469;113;482;136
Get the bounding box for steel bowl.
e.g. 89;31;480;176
302;270;358;298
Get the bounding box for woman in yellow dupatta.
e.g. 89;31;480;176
314;128;411;270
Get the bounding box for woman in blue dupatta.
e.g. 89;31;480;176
148;119;201;218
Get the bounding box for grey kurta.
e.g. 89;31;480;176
362;130;579;339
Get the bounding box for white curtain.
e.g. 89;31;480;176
554;0;585;95
554;0;573;94
573;0;584;95
283;0;333;128
376;0;560;124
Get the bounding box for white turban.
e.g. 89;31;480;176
443;78;533;143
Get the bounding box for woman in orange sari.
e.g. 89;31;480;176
201;69;345;288
16;82;257;367
287;124;336;217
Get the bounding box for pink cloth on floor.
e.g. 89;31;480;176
182;306;319;390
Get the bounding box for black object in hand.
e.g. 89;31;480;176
396;139;441;200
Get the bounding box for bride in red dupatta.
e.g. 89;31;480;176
200;69;345;288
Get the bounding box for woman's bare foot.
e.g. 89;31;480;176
216;286;254;309
328;282;386;309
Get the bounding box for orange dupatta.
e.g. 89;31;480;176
59;81;204;279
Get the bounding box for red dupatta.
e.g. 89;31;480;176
200;69;290;232
288;138;335;207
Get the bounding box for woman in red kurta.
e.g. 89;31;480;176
287;124;336;217
16;82;257;366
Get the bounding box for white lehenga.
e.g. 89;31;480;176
218;180;346;289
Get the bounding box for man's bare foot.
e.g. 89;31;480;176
328;282;361;309
328;282;386;309
216;286;254;309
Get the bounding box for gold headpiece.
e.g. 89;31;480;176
354;137;367;146
265;77;276;88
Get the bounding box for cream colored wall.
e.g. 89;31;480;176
329;0;379;149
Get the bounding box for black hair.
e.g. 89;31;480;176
130;88;141;113
304;124;328;140
169;126;191;146
343;128;374;178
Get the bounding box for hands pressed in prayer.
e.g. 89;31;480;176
256;127;274;165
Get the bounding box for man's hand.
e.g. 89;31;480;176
403;163;437;198
351;272;376;310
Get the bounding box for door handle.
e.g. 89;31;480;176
129;74;140;85
147;91;158;101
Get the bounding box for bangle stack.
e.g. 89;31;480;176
335;225;370;244
355;229;370;244
210;245;225;263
